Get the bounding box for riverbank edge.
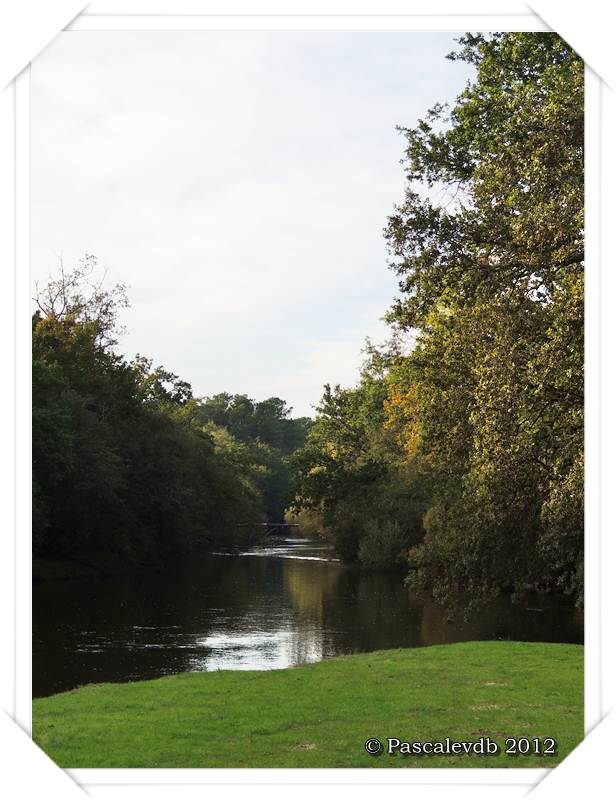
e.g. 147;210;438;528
33;540;243;582
32;536;313;582
32;640;583;769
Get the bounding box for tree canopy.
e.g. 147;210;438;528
33;261;309;567
33;33;583;612
291;33;583;611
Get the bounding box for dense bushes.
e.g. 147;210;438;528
290;368;428;565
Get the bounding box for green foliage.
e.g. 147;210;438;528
291;371;427;566
195;392;311;522
34;32;583;611
32;264;307;567
389;33;584;608
386;33;583;327
292;33;583;609
357;520;408;571
284;507;325;539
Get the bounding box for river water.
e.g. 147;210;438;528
33;537;583;697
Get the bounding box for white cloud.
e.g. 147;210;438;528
31;31;473;416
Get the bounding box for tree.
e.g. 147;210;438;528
32;263;274;567
386;33;583;327
291;367;426;565
34;255;129;348
383;33;584;607
292;33;583;610
196;393;312;522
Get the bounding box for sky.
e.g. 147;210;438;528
31;31;474;417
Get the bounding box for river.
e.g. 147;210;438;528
33;537;583;697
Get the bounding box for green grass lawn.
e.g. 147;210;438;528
32;641;583;768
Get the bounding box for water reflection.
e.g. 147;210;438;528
33;538;582;697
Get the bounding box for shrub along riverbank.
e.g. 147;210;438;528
32;641;582;768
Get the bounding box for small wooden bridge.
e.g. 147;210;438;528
237;522;299;538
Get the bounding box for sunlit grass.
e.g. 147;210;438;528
32;641;582;768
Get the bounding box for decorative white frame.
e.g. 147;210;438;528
1;2;611;797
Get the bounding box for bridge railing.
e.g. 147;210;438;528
236;522;300;537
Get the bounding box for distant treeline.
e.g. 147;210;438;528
33;264;310;570
290;33;584;611
33;32;583;611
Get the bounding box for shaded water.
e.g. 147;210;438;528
33;537;583;697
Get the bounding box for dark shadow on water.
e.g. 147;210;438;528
33;538;583;697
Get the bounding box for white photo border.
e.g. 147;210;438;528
8;4;602;794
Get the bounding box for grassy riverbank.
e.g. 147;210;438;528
32;641;582;768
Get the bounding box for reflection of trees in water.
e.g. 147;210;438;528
418;600;483;646
282;560;343;664
282;562;584;655
283;561;341;621
418;594;583;647
285;625;325;666
34;550;583;697
329;571;422;652
33;553;271;696
282;561;423;654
